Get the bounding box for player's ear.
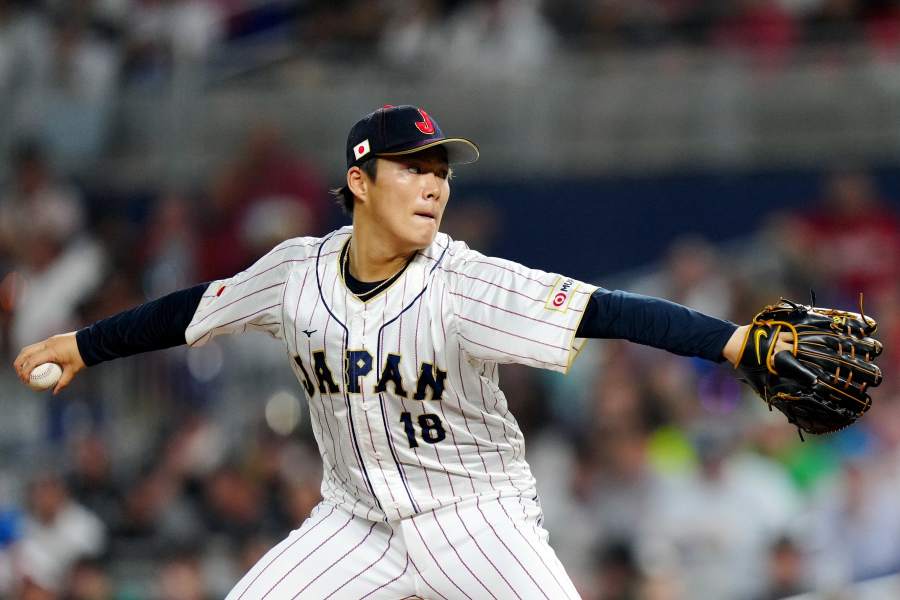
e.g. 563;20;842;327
347;166;368;204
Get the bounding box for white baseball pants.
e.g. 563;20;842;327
225;495;581;599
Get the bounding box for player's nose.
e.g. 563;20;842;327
421;172;441;201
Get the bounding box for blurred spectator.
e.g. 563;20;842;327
547;0;684;50
0;4;52;144
590;539;642;600
197;124;328;280
637;425;801;599
864;0;900;56
805;0;864;45
203;464;265;543
586;425;671;549
793;169;900;305
757;535;808;600
65;434;122;530
280;478;322;532
0;140;85;265
124;0;224;81
37;9;119;172
236;534;275;580
633;236;733;320
808;459;900;585
441;0;557;78
62;557;115;600
112;467;203;562
302;0;388;57
158;550;206;600
0;140;105;350
0;505;21;596
712;0;798;63
19;577;58;600
18;471;106;593
379;0;450;69
439;198;501;255
139;190;199;297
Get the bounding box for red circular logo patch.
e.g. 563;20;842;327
552;293;566;307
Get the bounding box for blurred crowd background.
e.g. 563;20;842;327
1;1;900;599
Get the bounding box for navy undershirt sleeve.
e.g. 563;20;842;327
75;283;208;366
575;288;737;363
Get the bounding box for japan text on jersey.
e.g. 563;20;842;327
186;226;596;521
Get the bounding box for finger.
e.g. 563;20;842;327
773;350;817;385
17;349;57;382
53;367;78;395
13;343;40;374
14;350;38;381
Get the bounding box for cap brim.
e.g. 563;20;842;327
378;138;480;165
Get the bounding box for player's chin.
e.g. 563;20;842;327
408;216;439;245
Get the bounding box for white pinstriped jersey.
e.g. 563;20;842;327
186;225;596;522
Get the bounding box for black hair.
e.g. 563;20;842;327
331;158;378;216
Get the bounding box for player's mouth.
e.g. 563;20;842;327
413;211;436;221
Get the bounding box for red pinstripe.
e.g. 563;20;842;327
189;304;281;347
261;512;354;598
316;269;373;514
439;292;477;494
448;291;576;330
477;376;525;494
464;258;554;288
289;521;377;598
430;508;498;599
192;281;286;326
456;314;570;352
410;517;475;600
457;334;568;369
495;497;572;599
409;555;450;600
323;527;396;599
411;275;437;498
234;504;337;599
452;501;522;599
295;270;369;512
455;343;498;491
441;267;546;303
473;496;552;600
357;552;409;599
224;252;338;291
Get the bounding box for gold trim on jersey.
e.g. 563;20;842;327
337;238;416;306
563;285;598;375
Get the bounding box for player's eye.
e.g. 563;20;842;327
407;166;422;175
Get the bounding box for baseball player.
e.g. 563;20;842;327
14;105;776;599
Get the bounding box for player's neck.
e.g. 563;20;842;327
347;224;415;282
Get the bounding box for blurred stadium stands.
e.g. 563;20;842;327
0;1;899;599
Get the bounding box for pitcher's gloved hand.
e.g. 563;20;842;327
733;296;883;437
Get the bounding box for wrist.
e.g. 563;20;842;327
723;324;751;366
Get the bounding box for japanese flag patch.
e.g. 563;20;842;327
354;139;371;160
545;277;578;312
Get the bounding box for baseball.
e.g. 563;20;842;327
28;362;62;391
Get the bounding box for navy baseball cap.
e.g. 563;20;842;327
345;105;479;169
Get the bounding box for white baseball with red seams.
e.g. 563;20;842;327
186;226;593;599
28;362;62;391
